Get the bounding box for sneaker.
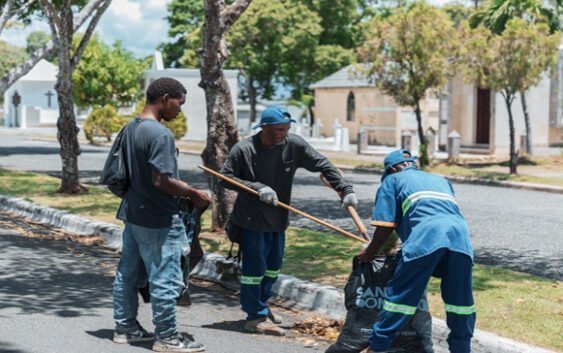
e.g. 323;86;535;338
176;290;192;307
244;317;286;336
113;323;154;344
153;333;205;352
267;308;282;324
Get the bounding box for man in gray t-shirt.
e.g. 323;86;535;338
112;77;210;353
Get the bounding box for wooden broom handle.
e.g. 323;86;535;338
320;173;370;241
199;165;368;244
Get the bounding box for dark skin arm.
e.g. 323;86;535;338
357;226;394;262
152;171;211;208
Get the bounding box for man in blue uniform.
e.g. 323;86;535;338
358;149;475;353
221;106;358;336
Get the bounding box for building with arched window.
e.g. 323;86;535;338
310;65;439;146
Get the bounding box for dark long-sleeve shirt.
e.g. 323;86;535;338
220;133;354;232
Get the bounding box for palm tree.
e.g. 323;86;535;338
470;0;560;155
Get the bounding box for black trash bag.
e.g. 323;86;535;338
326;256;434;353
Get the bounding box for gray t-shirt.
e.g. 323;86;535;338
117;117;179;228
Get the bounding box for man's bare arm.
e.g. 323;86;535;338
152;171;211;208
357;226;394;262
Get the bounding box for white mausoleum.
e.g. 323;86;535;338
3;59;60;128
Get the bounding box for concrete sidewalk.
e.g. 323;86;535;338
0;194;557;353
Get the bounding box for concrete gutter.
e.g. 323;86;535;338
0;195;556;353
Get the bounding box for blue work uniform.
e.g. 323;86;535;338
369;167;476;353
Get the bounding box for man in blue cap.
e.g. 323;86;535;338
221;105;358;336
357;149;475;353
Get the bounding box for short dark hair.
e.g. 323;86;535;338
146;77;187;104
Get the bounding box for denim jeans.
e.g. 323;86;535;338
113;216;187;339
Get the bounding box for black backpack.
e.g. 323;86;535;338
100;123;132;198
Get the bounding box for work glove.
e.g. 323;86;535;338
258;186;278;206
341;192;358;209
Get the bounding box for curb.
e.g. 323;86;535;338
335;165;563;194
0;195;557;353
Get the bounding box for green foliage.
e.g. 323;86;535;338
83;105;127;143
359;3;459;107
72;36;146;109
461;19;560;173
442;2;475;27
296;0;377;49
159;0;204;68
229;0;323;100
25;31;51;55
358;2;459;167
132;98;188;140
0;40;27;78
470;0;561;34
160;0;369;101
418;143;430;167
461;20;560;97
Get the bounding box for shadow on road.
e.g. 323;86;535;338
0;341;28;353
0;233;115;316
474;247;562;281
200;319;247;334
85;329;154;350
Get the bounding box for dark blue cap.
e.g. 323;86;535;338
381;149;417;181
252;106;296;129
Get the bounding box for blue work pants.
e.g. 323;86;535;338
240;229;285;321
370;249;476;353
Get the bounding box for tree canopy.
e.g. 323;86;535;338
359;2;460;166
72;36;146;109
0;40;26;79
461;19;560;172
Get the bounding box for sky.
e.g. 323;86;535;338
2;0;172;58
1;0;453;60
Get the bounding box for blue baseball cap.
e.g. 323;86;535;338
252;106;296;129
381;149;417;180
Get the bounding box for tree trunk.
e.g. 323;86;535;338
200;75;239;230
503;95;518;174
246;74;257;124
54;12;84;194
414;102;429;167
308;100;315;132
0;0;15;35
520;91;532;155
56;74;84;194
199;0;251;230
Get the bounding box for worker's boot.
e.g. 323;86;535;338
244;317;286;336
267;308;282;324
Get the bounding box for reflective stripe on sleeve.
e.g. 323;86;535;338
240;275;263;285
445;303;476;315
383;300;417;315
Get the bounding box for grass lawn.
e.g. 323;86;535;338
0;169;561;351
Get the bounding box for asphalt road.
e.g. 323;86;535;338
0;214;333;353
0;134;561;280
